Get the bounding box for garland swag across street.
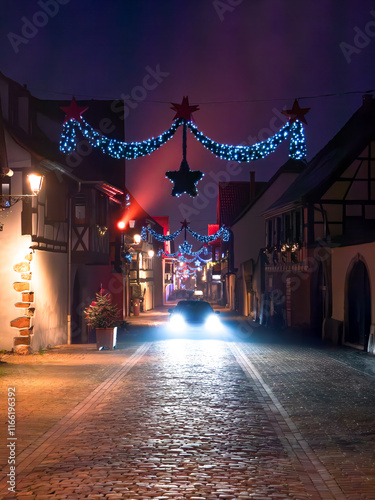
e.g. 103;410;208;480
60;96;309;197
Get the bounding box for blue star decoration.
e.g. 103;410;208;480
166;159;204;197
179;241;193;254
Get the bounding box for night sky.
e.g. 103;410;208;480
1;0;374;232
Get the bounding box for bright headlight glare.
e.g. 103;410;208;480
205;314;222;332
169;313;186;330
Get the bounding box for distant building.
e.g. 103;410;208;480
152;216;175;303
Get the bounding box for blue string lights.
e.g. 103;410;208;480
141;226;183;242
186;121;306;162
60;118;182;159
60;110;307;162
143;223;230;245
157;244;209;258
187;225;230;243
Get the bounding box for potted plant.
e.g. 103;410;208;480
131;286;144;316
84;290;121;350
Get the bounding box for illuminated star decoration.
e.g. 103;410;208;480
166;159;203;197
60;96;88;123
282;99;311;125
170;96;200;122
166;97;203;197
179;241;193;254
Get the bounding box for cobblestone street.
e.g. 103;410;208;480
0;310;375;499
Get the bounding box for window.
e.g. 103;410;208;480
284;214;291;243
276;217;281;246
294;210;301;242
144;257;153;270
74;194;86;224
267;220;273;247
0;177;10;206
96;192;106;227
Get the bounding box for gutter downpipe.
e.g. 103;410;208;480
67;196;72;344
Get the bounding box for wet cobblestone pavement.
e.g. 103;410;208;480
0;320;375;499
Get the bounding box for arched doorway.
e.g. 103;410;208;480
346;259;371;350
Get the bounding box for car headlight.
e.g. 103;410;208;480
205;314;222;332
169;313;186;331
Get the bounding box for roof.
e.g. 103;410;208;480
0;71;125;189
266;95;375;213
217;181;266;226
231;158;306;225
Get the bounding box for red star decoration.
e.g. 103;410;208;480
180;219;190;228
60;96;88;123
170;96;199;121
282;99;310;125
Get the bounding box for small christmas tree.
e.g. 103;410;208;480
85;290;120;329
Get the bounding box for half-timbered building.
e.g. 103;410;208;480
0;71;161;351
263;95;375;351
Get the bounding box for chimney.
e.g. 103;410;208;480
363;94;373;107
250;171;255;201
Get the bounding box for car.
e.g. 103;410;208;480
167;300;223;334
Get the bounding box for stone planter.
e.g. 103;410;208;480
95;328;117;350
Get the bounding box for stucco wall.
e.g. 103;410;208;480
331;242;375;322
0;202;32;350
32;251;68;350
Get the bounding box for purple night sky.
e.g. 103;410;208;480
1;0;374;232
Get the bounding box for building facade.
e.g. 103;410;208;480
263;95;375;350
0;71;162;351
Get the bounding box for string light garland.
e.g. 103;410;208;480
177;254;211;264
59;98;308;167
157;244;209;258
142;221;230;245
186;121;306;161
141;226;183;242
175;265;197;278
60;118;182;159
186;225;230;243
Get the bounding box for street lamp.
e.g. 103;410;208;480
148;249;154;258
28;174;44;195
0;172;44;209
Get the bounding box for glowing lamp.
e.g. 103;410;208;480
148;250;154;258
134;234;141;244
117;221;126;230
28;174;44;195
2;168;14;177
